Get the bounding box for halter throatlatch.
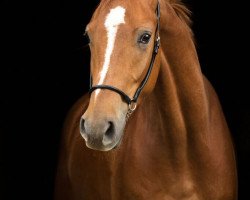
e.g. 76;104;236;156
89;1;161;120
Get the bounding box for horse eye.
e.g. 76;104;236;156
138;33;151;44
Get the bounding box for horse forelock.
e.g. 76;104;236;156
98;0;192;30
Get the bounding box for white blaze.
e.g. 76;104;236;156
95;6;126;97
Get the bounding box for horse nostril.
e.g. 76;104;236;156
80;117;86;136
106;121;115;138
103;121;115;145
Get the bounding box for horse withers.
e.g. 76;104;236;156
54;0;237;199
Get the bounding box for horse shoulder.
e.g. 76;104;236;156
202;76;237;199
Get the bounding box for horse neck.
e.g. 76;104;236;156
155;1;209;131
139;1;210;165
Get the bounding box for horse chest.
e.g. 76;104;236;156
69;141;196;200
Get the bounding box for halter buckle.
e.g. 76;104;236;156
154;37;161;54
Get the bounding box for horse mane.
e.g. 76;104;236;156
165;0;194;42
98;0;192;34
167;0;192;26
99;0;192;26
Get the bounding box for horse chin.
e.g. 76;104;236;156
85;143;116;152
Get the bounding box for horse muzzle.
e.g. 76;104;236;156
80;114;125;151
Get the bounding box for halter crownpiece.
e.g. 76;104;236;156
89;1;160;119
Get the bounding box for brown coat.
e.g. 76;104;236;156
54;0;237;199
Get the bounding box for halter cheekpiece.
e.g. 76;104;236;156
89;1;161;120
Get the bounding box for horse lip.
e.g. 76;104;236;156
86;142;117;152
84;129;124;151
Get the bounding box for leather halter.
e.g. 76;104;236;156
89;2;160;119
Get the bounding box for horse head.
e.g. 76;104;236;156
80;0;161;151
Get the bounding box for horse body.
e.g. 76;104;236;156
54;0;237;199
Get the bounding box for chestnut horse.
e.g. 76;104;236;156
54;0;237;199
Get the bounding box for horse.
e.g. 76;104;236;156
54;0;237;199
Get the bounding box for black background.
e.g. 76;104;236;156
1;0;248;199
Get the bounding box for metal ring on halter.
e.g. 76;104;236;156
128;101;137;112
126;101;137;121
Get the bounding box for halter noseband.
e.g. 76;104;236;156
89;1;160;119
